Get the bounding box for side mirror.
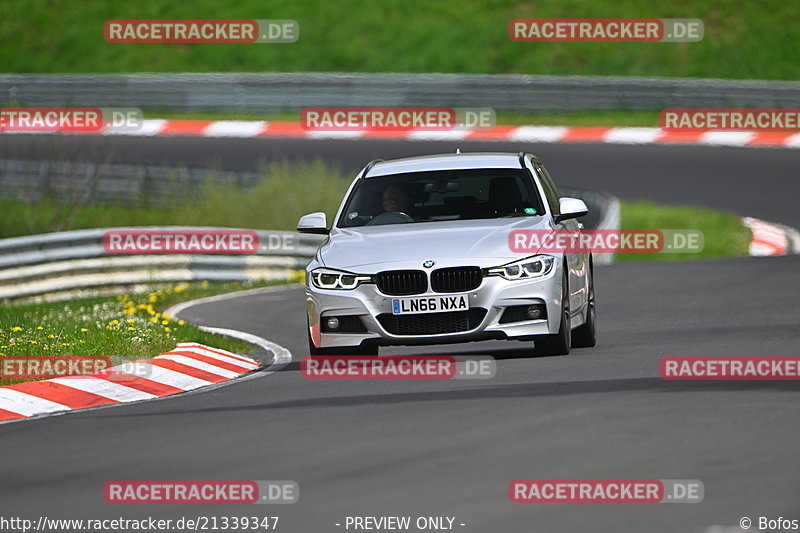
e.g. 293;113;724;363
297;212;330;234
555;197;588;223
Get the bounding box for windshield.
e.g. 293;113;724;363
337;168;545;227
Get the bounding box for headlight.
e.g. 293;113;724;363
486;255;555;280
310;268;372;290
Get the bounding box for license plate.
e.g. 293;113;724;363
391;294;469;315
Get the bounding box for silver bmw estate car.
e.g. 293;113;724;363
297;152;596;356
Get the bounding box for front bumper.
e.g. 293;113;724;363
306;265;562;349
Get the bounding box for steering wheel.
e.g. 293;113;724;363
366;211;414;225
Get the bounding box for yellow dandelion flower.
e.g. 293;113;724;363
164;327;171;332
111;320;119;325
127;327;135;331
11;326;22;332
47;334;55;339
36;326;44;330
80;328;89;332
161;320;169;325
178;320;185;326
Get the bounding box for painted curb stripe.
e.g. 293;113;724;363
176;348;259;370
92;370;186;397
0;388;71;416
48;377;157;402
0;343;260;422
560;127;611;142
0;408;25;421
156;354;241;379
6;120;799;148
175;343;259;366
166;350;257;374
742;217;791;256
147;359;230;383
5;381;116;409
159;120;214;136
117;363;213;390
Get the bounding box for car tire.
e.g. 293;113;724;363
571;260;597;348
533;268;571;356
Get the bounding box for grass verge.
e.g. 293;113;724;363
144;109;663;128
618;200;750;261
1;0;797;80
0;160;349;239
0;278;300;386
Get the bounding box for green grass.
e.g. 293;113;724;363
0;160;349;238
145;109;664;128
0;0;798;80
618;200;750;261
0;278;298;385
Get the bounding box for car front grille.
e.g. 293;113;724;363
377;308;487;336
431;266;483;293
375;270;427;295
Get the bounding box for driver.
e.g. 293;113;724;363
382;185;411;213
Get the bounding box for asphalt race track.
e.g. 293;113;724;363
3;134;800;227
1;137;799;532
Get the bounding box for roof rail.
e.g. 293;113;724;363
361;159;383;179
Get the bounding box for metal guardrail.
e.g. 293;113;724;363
2;73;799;113
0;227;325;301
0;159;255;205
0;188;619;302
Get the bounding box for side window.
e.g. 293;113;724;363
534;161;560;216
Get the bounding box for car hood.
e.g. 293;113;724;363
318;217;553;271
